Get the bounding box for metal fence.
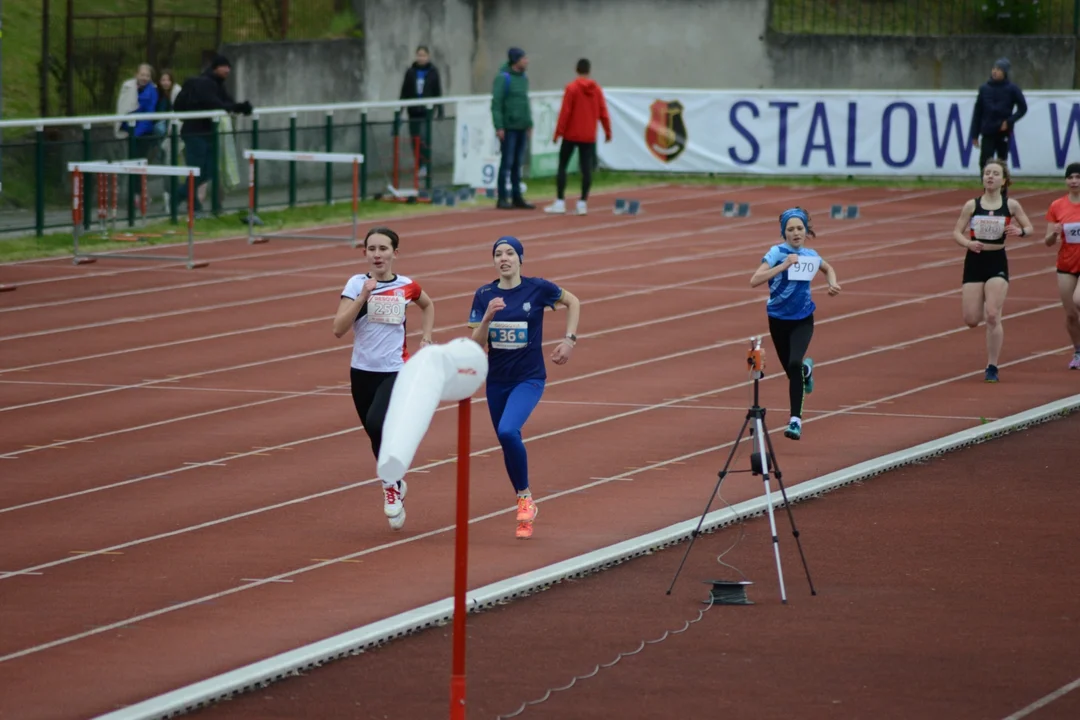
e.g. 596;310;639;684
769;0;1080;36
0;93;560;237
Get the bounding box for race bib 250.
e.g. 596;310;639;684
368;294;407;325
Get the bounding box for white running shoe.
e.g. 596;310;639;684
544;199;566;214
383;480;407;530
575;200;587;215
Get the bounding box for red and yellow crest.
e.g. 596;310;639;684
645;100;687;163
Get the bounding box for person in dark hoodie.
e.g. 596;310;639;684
970;58;1027;172
544;58;612;216
174;55;253;215
491;47;534;210
399;46;443;179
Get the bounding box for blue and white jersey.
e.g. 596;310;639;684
762;243;820;321
468;277;564;384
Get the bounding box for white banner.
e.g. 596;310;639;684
596;89;1080;177
452;93;575;188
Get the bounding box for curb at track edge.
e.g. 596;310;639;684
94;392;1080;720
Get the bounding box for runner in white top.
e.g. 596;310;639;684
332;226;435;530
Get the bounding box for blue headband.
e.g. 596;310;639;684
493;236;524;260
779;208;809;239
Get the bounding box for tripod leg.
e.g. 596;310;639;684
666;412;753;596
762;420;817;596
754;416;788;604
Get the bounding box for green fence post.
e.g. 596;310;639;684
35;127;45;238
325;112;333;205
251;116;260;213
289;114;297;208
169;125;178;224
211;118;221;216
424;106;433;191
82;124;92;230
127;131;136;227
360;111;368;201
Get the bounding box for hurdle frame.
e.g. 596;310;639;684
243;150;366;247
68;161;206;269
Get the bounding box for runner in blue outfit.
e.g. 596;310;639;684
468;236;581;539
750;207;842;440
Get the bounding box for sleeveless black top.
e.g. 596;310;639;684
969;196;1012;245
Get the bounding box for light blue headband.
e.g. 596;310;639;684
779;208;809;239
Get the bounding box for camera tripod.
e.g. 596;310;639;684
667;337;816;604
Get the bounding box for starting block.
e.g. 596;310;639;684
831;204;860;219
722;202;751;217
613;198;641;215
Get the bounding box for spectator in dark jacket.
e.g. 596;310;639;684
174;55;253;215
970;58;1027;171
399;46;443;179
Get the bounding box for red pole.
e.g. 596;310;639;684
392;133;400;190
413;135;421;191
449;398;470;720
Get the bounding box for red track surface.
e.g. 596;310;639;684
0;183;1077;720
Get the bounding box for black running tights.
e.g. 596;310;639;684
767;314;814;419
350;368;398;458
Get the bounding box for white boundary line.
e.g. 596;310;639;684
1001;677;1080;719
89;393;1080;720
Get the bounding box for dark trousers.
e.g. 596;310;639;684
767;314;815;419
497;129;528;202
979;131;1010;169
556;141;596;201
350;368;397;459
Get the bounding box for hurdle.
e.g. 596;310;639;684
67;161;207;269
243;150;366;247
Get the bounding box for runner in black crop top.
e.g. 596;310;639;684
968;196;1013;245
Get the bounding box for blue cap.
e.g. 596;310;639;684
509;47;526;65
779;208;809;239
493;236;524;260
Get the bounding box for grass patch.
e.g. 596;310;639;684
0;169;1068;263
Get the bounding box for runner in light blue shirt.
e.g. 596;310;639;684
750;207;842;440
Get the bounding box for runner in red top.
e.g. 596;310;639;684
332;226;436;530
543;58;612;216
1042;162;1080;369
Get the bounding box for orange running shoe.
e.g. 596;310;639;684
516;496;537;523
515;520;534;539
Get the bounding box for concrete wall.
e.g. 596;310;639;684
472;0;772;92
767;33;1077;91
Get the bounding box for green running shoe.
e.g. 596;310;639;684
784;420;802;440
802;357;815;395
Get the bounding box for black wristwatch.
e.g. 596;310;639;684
566;334;577;343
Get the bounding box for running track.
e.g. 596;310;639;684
0;183;1076;720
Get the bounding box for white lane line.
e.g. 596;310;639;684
0;258;1052;461
0;303;1062;584
1000;677;1080;720
0;342;1067;662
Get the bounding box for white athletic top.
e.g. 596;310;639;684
341;273;423;372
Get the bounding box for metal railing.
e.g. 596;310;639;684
769;0;1080;36
0;93;560;237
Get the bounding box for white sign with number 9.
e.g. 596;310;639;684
786;255;821;281
489;321;528;349
368;294;408;325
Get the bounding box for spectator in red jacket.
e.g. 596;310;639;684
544;58;612;216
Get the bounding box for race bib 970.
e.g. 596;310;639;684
368;294;407;325
971;215;1006;240
786;255;821;282
489;321;528;349
1063;222;1080;244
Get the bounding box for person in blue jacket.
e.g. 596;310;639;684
970;58;1027;172
468;236;580;540
750;208;842;441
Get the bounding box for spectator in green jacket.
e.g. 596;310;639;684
491;47;534;210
